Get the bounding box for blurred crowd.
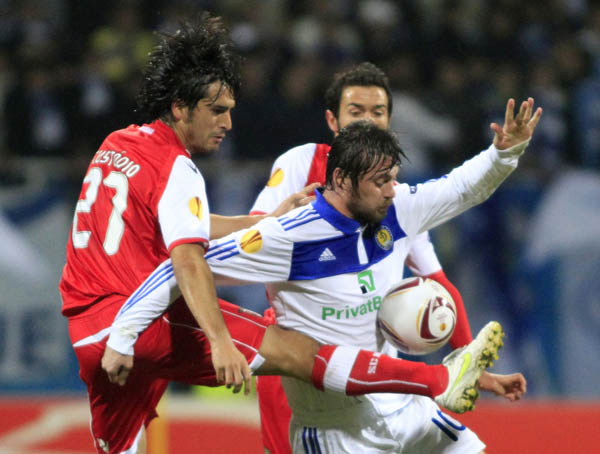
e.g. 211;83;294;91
0;0;599;185
0;0;599;396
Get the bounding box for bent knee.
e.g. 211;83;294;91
256;325;321;381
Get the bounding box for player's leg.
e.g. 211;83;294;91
69;305;173;454
390;395;486;454
256;376;293;454
255;322;503;414
71;334;168;454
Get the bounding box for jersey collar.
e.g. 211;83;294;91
313;189;361;235
150;120;190;156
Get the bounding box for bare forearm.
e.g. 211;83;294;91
210;214;265;239
171;243;231;344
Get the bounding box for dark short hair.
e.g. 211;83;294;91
136;12;241;121
324;62;393;118
326;121;405;192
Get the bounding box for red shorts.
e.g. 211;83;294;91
257;375;293;454
69;298;268;454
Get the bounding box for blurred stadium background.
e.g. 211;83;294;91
0;0;599;452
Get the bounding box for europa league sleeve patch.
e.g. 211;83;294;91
188;196;203;221
240;229;263;253
266;168;284;187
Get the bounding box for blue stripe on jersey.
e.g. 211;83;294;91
432;418;459;441
280;207;317;226
118;262;174;315
302;427;310;453
213;250;240;261
308;428;317;453
289;205;405;280
279;207;322;231
205;239;237;259
312;428;322;454
281;214;322;231
436;410;466;430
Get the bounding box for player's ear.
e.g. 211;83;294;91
171;100;188;122
325;110;340;135
332;168;347;192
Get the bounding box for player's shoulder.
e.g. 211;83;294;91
276;143;319;164
274;203;341;242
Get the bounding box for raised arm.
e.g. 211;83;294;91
396;97;543;237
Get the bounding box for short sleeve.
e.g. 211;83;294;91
158;155;210;252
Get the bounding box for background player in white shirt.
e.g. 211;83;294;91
111;100;540;452
250;62;478;454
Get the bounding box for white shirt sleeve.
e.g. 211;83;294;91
395;140;529;238
206;216;294;285
108;156;212;355
405;231;442;276
107;216;296;354
158;155;210;251
107;259;179;354
250;144;316;214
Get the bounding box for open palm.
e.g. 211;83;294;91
491;98;543;150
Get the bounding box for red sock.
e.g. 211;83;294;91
427;270;473;349
312;345;449;398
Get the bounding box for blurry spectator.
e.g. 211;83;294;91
4;60;69;157
88;2;154;87
231;50;283;160
572;67;600;169
385;52;458;182
529;61;568;177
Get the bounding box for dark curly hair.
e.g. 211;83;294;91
136;12;241;121
324;62;393;119
326;121;405;193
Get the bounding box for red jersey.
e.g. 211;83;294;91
59;120;210;318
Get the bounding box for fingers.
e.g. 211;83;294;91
299;182;321;196
115;366;131;386
299;195;316;206
243;364;252;396
220;363;253;395
504;98;515;126
528;106;543;130
104;364;131;386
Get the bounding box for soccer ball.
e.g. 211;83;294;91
377;277;457;355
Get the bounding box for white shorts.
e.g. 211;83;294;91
289;395;485;454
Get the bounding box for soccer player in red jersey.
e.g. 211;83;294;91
59;14;319;453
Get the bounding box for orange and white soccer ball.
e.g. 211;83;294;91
377;277;457;355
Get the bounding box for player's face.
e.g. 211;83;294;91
175;81;235;154
327;86;390;135
345;158;398;225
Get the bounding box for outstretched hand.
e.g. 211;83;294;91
478;371;527;402
270;182;320;217
491;98;543;150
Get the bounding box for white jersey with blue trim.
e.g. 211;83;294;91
208;142;524;347
207;141;526;421
107;140;527;416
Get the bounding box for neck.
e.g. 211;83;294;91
322;188;353;219
162;117;189;152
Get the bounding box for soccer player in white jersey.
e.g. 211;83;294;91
206;117;539;453
250;62;481;454
109;101;540;452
